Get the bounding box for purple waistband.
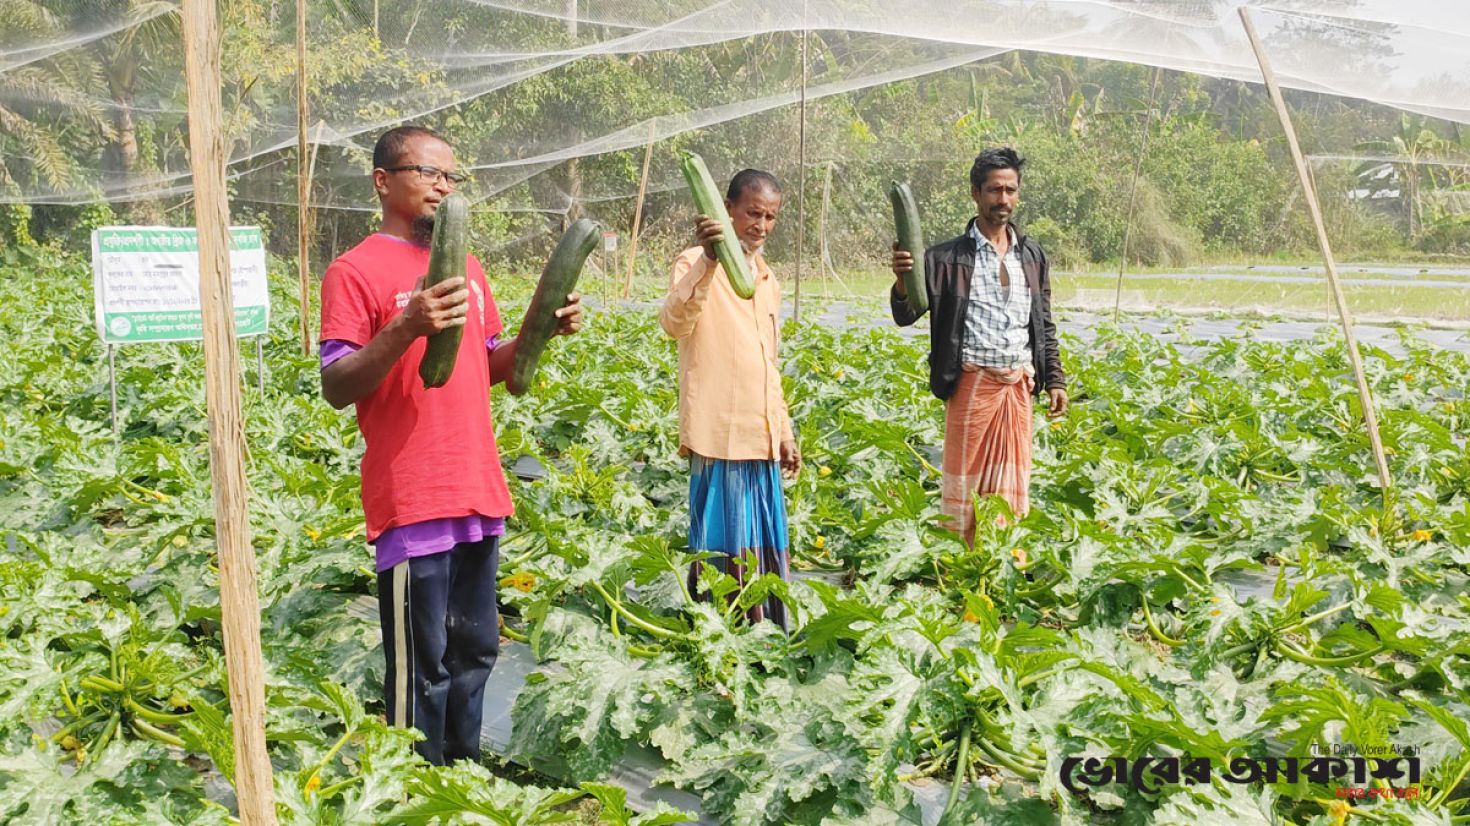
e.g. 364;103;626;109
373;514;506;572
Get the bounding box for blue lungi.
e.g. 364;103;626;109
686;453;790;629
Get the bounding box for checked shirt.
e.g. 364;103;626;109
959;223;1032;369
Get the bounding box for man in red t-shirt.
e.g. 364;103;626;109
319;125;582;765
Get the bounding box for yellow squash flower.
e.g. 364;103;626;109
502;571;537;593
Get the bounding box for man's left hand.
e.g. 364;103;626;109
554;292;583;336
1047;388;1069;418
780;439;801;476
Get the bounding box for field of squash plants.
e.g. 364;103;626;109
2;245;1469;826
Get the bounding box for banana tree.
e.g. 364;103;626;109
1355;114;1448;239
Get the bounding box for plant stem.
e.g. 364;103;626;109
50;710;107;743
972;734;1040;779
1141;599;1185;647
91;711;121;756
1219;640;1262;661
1015;571;1063;599
124;697;190;725
1275;639;1383;667
81;674;125;694
318;775;363;800
1275;602;1352;634
1171;565;1205;592
1017;657;1078;688
588;579;687;642
58;679;81;717
901;440;941;478
1430;754;1470;809
306;726;357;785
131;718;186;748
628;642;663;658
941;724;972;823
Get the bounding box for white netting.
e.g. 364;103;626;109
2;0;1467;249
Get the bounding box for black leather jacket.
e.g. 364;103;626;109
890;219;1065;401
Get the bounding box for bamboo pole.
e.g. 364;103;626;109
305;120;325;274
622;120;656;299
1112;65;1162;322
794;7;808;323
1239;7;1391;491
817;160;831;299
296;0;310;355
180;0;277;822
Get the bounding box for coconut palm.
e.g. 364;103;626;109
0;0;115;193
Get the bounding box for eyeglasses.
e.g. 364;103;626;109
383;164;469;188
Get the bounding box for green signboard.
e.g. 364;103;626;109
92;227;270;344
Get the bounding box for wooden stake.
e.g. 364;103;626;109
296;0;311;356
107;344;118;437
1239;7;1392;491
1112;66;1162;322
622;120;656;299
180;1;278;822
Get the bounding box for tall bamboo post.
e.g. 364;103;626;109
1239;7;1391;491
817;160;831;299
296;0;311;355
623;120;656;299
180;0;277;821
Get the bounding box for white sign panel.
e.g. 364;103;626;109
92;226;270;344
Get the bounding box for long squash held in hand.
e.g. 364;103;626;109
889;181;928;315
508;218;599;395
419;192;470;388
678;150;756;299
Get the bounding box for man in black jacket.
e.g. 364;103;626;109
891;147;1067;544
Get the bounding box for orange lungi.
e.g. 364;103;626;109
940;364;1034;545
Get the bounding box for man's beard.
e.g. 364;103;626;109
739;237;763;255
411;214;435;245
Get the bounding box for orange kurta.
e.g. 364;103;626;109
659;246;794;460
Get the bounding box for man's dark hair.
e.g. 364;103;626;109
373;125;448;170
969;147;1025;189
726;168;782;203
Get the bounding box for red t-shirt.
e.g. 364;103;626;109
319;233;513;542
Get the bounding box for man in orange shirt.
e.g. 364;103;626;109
659;169;800;630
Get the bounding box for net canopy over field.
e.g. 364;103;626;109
7;5;1470;824
3;0;1468;212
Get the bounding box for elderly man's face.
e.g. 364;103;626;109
725;184;782;254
